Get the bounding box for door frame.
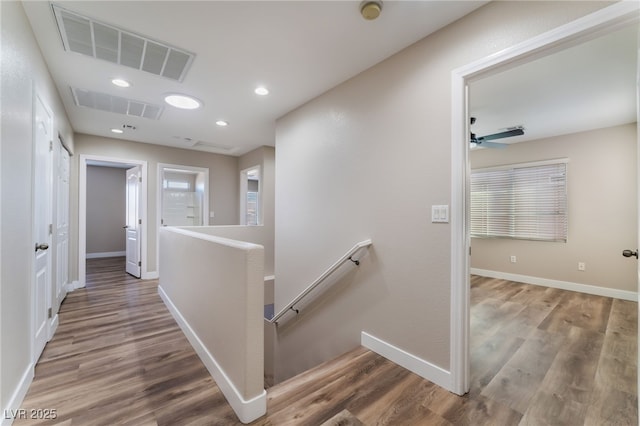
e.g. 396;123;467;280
156;163;209;270
239;165;261;226
157;163;209;228
79;154;148;287
449;1;640;395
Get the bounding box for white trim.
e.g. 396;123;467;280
1;364;34;426
79;155;148;287
451;1;640;396
49;314;59;340
86;251;126;259
471;157;569;173
141;271;159;280
65;280;83;292
158;285;266;424
471;268;638;302
239;165;262;226
450;43;470;397
361;332;451;391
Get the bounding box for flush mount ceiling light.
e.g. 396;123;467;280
111;78;131;88
215;120;228;127
254;86;269;96
164;94;202;110
110;128;123;134
360;0;382;20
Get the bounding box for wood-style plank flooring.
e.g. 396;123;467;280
15;260;637;425
261;277;637;425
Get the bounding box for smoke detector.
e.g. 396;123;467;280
360;1;382;20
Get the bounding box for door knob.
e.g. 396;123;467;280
622;249;638;259
35;243;49;252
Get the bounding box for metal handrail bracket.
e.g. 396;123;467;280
269;239;372;324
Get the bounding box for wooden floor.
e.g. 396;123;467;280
16;259;637;425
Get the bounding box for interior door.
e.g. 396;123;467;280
55;139;70;307
33;93;52;362
125;166;141;278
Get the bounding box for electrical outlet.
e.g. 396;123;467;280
578;262;586;271
510;255;517;263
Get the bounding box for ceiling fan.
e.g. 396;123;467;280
470;117;524;148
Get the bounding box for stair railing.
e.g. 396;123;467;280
267;239;372;325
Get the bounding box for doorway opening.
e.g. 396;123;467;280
240;166;261;226
79;155;148;287
157;164;209;227
450;2;640;394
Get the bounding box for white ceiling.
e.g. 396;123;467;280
469;24;638;148
22;2;639;156
23;0;488;156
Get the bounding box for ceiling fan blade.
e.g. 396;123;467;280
477;128;524;142
477;141;507;149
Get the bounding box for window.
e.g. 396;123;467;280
470;159;568;242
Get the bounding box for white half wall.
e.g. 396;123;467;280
158;227;265;423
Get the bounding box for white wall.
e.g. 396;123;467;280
470;124;637;296
86;166;126;256
185;226;274;277
1;0;73;418
158;227;265;423
71;134;240;278
273;1;613;383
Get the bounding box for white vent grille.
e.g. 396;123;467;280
53;4;194;82
194;140;238;153
70;87;163;120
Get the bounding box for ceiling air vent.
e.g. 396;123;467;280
71;87;163;120
53;4;195;82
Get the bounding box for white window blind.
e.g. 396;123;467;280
470;160;568;242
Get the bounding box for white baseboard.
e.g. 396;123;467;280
86;251;125;259
471;268;638;302
1;364;34;426
361;331;452;392
158;285;266;424
65;280;83;292
141;271;159;280
49;314;59;341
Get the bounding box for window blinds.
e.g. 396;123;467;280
470;160;568;242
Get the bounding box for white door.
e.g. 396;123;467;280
33;94;53;362
55;139;70;307
125;166;142;278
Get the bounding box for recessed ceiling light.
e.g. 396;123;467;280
111;128;123;134
254;86;269;96
111;78;131;88
164;94;202;110
215;120;228;127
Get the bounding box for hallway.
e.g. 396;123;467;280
15;259;638;425
16;257;239;425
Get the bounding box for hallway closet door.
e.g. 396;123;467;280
33;93;53;362
55;138;70;307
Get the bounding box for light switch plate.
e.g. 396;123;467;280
431;205;449;223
